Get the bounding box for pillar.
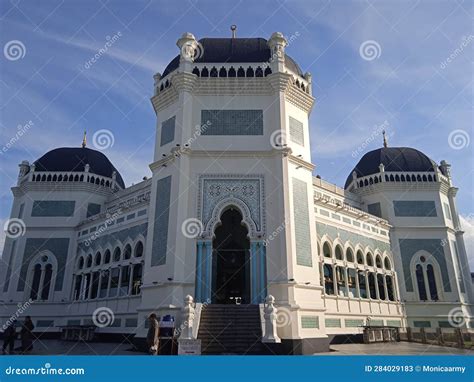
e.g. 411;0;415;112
195;241;203;302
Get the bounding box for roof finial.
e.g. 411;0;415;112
231;25;237;38
382;130;388;148
82;130;87;148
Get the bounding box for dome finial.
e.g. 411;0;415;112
82;130;87;148
382;130;388;148
231;25;237;38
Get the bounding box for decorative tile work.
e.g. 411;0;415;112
77;223;148;253
293;178;312;267
18;238;70;292
67;320;81;326
32;200;75;217
398;239;451;292
345;319;364;327
125;318;138;327
386;320;401;327
160;116;176;146
301;316;319;329
289;116;304;145
413;320;431;328
368;202;382;218
36;320;54;327
393;201;437;217
137;209;147;217
198;175;265;238
316;222;391;253
370;320;384;326
151;176;172;266
87;203;101;218
201;110;263;135
325;318;341;328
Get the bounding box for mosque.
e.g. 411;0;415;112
1;29;472;354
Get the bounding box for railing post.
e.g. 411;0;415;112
179;295;195;340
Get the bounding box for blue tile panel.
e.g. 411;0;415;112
316;222;391;252
87;203;101;218
393;201;437;217
368;202;382;218
32;200;75;217
398;239;451;292
301;316;319;329
293;178;312;267
151;176;172;266
413;321;431;328
160;116;176;146
289;116;304;145
77;223;147;253
325;318;341;328
17;238;70;292
201;110;263;135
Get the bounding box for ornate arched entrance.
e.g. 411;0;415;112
212;208;250;304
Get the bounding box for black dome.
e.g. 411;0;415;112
34;147;125;188
345;147;436;189
161;37;303;78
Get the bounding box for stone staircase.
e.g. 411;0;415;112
197;304;267;355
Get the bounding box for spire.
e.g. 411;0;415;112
382;130;388;148
81;130;87;148
231;25;237;38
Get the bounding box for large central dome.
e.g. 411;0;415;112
161;37;303;79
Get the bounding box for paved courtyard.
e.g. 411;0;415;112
1;339;472;356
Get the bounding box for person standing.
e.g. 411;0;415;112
146;313;160;355
20;316;34;354
2;320;17;355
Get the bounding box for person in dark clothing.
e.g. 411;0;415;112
20;316;34;354
2;320;17;355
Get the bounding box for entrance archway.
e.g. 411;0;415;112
212;208;251;304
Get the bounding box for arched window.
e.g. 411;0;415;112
386;275;395;301
368;273;377;299
335;246;343;260
40;264;53;300
323;243;331;258
113;247;121;262
73;274;82;300
30;264;42;300
358;271;367;298
218;67;227;77
104;249;111;264
246;67;254;77
377;274;386;300
323;264;334;295
134;242;144;257
336;266;347;296
384;257;391;270
255;67;263;77
228;67;236;77
237;67;245;77
86;255;93;268
346;248;354;262
131;264;143;295
375;255;382;268
264;67;272;76
201;67;209;77
78;257;84;270
426;264;438;300
366;253;374;266
416;264;427;300
124;244;132;260
210;67;218;77
192;67;200;76
95;252;101;266
99;270;110;298
356;250;364;264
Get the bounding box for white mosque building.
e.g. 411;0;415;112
1;30;472;354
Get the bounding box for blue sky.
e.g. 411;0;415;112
0;0;473;261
